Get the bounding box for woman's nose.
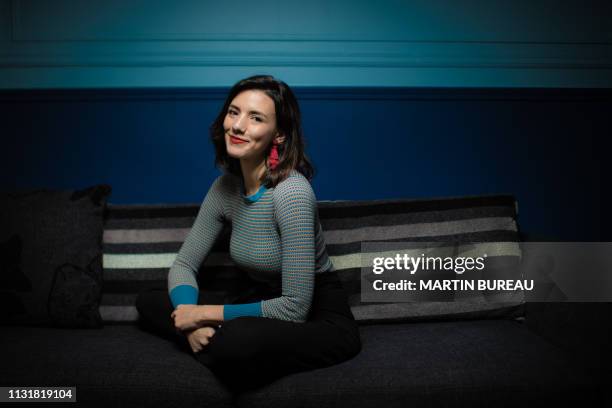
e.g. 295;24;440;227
232;114;246;133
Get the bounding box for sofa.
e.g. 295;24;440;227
0;185;609;407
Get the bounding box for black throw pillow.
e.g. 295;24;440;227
0;234;30;321
0;184;111;328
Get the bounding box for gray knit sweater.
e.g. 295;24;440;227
167;169;334;322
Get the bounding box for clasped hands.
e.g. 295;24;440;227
171;304;222;354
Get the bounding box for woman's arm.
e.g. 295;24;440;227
261;176;316;322
167;176;226;308
172;302;259;330
171;304;224;331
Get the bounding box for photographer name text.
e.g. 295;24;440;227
372;279;533;291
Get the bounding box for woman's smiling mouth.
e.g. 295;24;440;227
229;134;249;144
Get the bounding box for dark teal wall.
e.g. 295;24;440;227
1;1;609;240
1;0;611;88
1;88;607;241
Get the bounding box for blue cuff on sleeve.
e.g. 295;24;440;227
169;285;198;308
223;302;263;320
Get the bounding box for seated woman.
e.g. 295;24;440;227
136;75;361;391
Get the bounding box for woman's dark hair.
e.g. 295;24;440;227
210;75;315;187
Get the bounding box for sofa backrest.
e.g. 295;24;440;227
101;194;522;324
318;195;523;322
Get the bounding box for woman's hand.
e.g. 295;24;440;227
171;304;224;331
171;304;205;331
185;326;216;354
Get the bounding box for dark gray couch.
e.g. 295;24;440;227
0;317;606;407
1;192;609;407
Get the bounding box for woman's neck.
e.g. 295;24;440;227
240;158;267;196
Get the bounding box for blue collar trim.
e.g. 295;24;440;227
242;183;268;203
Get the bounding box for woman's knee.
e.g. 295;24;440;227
135;289;172;322
135;290;153;316
135;291;148;318
137;288;169;305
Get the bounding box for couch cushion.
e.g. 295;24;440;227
101;204;251;322
235;320;602;408
319;195;523;323
100;195;522;324
0;185;111;328
0;325;233;408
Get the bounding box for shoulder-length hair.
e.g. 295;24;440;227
209;75;315;187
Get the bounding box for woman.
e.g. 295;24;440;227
136;75;361;391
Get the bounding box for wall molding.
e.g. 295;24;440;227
1;86;610;102
2;42;612;70
2;0;612;88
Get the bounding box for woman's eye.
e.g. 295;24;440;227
252;116;263;122
228;109;237;116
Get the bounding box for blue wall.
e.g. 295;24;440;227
1;1;608;240
1;87;607;241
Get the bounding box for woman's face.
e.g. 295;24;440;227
223;90;283;164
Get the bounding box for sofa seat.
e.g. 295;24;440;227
0;319;601;408
236;319;600;408
0;325;234;408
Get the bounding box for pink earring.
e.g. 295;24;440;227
268;140;280;170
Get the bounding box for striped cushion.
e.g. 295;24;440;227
318;195;523;323
102;205;246;322
101;195;522;323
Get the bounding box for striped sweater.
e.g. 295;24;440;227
167;169;334;322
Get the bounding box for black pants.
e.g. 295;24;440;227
135;271;362;391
